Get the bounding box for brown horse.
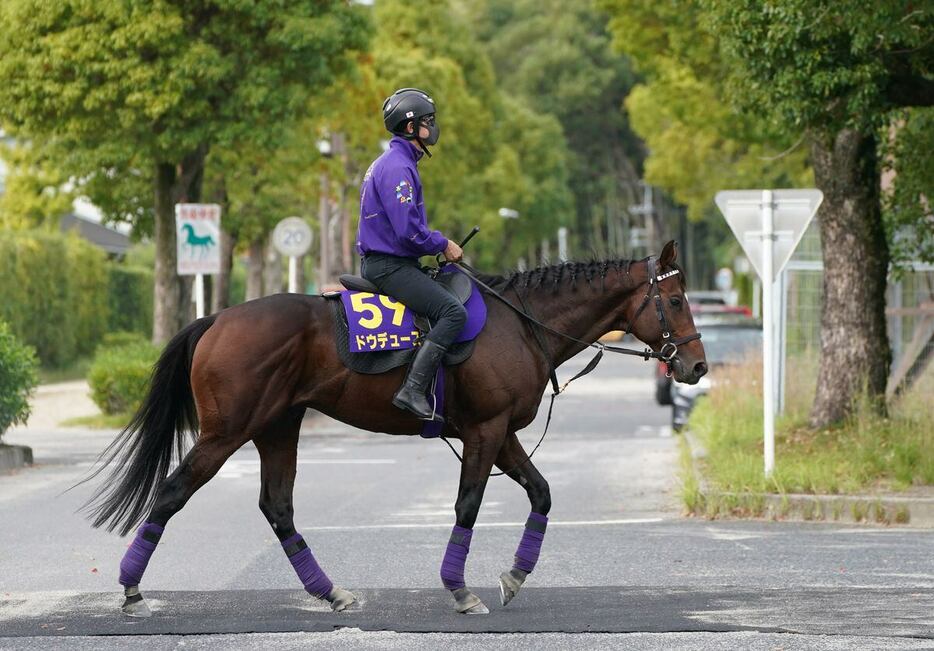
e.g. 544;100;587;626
84;240;706;617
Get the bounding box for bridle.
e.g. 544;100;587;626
620;256;703;377
440;256;703;476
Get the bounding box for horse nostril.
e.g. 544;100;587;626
694;362;708;378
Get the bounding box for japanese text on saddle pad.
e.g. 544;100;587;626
340;291;422;352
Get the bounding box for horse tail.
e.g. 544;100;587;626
79;316;217;536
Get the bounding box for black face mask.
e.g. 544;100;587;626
422;121;440;145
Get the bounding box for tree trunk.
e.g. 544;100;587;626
153;163;179;345
212;228;235;312
245;237;264;301
263;237;283;296
808;129;891;428
151;147;207;344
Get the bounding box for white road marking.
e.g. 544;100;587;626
705;526;762;550
299;518;664;532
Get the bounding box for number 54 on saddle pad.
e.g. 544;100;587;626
338;270;487;353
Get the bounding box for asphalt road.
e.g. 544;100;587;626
1;352;932;650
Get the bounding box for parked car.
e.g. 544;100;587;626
653;303;753;406
669;320;763;431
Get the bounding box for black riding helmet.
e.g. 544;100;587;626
382;87;440;157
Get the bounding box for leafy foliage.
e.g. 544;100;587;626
470;0;642;254
0;139;73;229
0;319;38;437
706;1;933;134
0;229;151;366
0;0;372;338
601;0;811;222
107;266;154;339
88;337;159;416
883;108;934;270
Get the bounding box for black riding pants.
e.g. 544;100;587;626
361;253;467;348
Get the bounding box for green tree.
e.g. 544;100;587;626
469;0;644;257
0;320;38;438
705;0;933;426
601;0;811;223
0;139;74;229
312;0;574;271
0;1;370;343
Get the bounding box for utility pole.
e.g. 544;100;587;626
628;182;655;256
317;136;333;291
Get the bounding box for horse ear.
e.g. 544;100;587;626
659;240;678;268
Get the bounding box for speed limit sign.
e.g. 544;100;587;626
272;217;313;257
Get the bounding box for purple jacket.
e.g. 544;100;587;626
356;136;448;258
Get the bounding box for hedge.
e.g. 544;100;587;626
88;336;159;415
107;265;153;338
0;320;39;438
0;229;153;367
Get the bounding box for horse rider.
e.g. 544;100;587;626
356;87;466;422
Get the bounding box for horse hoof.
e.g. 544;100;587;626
499;569;526;607
452;587;488;615
121;591;151;618
463;602;490;615
328;586;356;612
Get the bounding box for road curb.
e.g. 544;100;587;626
681;431;934;528
0;443;33;474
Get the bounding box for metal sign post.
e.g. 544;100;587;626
272;217;314;293
715;189;823;477
176;204;222;319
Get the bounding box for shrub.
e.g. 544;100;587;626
0;230;77;366
99;330;149;350
107;265;153;338
0;229;154;367
0;320;39;438
88;340;159;415
65;235;110;357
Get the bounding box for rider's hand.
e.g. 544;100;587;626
444;240;463;263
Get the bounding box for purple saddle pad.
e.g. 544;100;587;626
338;269;487;353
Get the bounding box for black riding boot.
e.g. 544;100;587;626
392;340;447;422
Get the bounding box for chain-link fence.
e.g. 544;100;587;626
782;221;934;397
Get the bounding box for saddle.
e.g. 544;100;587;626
324;267;486;375
339;271;473;331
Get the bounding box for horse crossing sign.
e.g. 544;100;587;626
176;203;221;275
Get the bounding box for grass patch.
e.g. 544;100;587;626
59;412;131;429
687;353;933;496
678;435;704;514
38;357;92;384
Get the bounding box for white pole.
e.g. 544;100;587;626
761;190;775;478
776;268;789;413
558;227;568;262
288;256;299;293
752;278;761;318
194;274;205;319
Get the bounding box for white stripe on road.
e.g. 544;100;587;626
299;518;664;532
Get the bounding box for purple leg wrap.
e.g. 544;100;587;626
440;525;473;591
282;533;333;598
513;512;548;573
119;522;164;587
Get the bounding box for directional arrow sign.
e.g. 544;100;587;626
715;189;823;282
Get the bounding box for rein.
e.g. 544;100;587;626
439;256;701;477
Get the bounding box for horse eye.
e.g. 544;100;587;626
670;296;682;308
